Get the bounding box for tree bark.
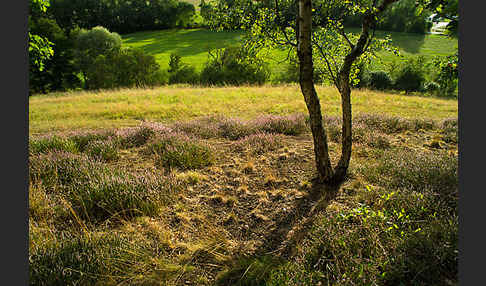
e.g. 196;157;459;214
297;0;333;183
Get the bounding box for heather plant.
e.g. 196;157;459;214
69;130;115;152
117;122;172;148
84;139;120;162
29;152;105;189
250;114;308;136
233;133;284;154
68;171;169;221
145;132;214;170
361;148;458;196
172;116;222;139
29;136;79;155
29;232;150;286
440;118;458;144
29;152;172;222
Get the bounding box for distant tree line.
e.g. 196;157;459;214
49;0;197;34
202;0;433;34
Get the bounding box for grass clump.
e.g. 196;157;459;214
29;136;79;155
145;132;214;170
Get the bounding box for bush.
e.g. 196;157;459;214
424;81;441;95
431;52;458;97
168;53;200;84
368;70;393;90
391;56;427;92
29;232;149;285
116;122;173;148
200;46;270;86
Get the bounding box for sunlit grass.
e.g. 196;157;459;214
29;85;457;135
121;28;458;75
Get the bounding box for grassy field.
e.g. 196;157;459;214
122;28;458;74
29;85;457;135
29;101;458;285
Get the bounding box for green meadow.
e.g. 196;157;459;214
122;28;458;74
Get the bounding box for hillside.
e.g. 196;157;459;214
121;28;458;74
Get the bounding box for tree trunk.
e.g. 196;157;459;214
297;0;333;183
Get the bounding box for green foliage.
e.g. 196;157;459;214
344;0;433;34
29;0;54;75
367;70;393;90
49;0;197;34
28;17;82;94
430;51;458;97
200;46;270;86
74;26;164;90
168;54;200;84
390;56;427;92
74;26;122;88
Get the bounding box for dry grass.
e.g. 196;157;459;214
29;85;457;135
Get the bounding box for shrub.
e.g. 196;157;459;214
431;52;458;97
29;136;78;155
74;26;122;88
145;132;214;170
29;152;106;189
200;46;270;86
368;70;393;90
424;81;441;95
168;53;200;84
391;56;426;92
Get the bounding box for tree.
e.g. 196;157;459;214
210;0;400;185
29;0;54;73
73;26;122;89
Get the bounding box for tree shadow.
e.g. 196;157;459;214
214;178;343;285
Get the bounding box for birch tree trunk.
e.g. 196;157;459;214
297;0;333;183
